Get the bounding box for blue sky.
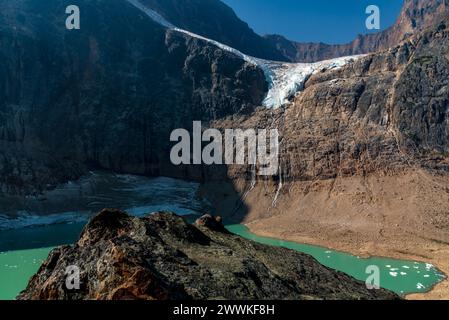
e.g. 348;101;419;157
222;0;404;44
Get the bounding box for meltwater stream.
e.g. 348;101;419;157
0;172;445;299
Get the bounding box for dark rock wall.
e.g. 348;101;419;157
138;0;287;61
0;0;267;195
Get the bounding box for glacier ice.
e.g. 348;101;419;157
126;0;364;109
126;0;175;28
258;56;364;108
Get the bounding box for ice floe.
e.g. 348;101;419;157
0;174;210;230
0;211;89;231
390;268;399;271
417;283;426;290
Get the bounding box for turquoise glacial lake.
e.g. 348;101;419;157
226;224;445;296
0;221;444;300
0;173;445;299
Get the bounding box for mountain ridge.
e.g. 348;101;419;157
266;0;449;62
135;0;287;61
138;0;449;62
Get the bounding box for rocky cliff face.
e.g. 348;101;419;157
18;209;399;300
0;0;267;195
218;14;449;186
206;14;449;271
1;0;448;198
267;0;449;62
2;0;448;196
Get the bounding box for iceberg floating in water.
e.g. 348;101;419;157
125;0;363;109
417;283;426;290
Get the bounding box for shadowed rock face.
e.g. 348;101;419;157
136;0;287;61
18;210;399;300
0;0;267;195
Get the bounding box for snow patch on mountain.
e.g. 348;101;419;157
126;0;364;109
126;0;175;28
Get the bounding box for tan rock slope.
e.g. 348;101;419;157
205;13;449;299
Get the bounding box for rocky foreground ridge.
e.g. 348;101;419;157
18;210;398;300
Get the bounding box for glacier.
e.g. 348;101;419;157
126;0;364;109
257;56;364;108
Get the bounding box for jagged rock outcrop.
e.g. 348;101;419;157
18;209;399;300
266;0;449;62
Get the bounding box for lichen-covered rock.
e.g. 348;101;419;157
194;214;227;232
18;209;399;300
